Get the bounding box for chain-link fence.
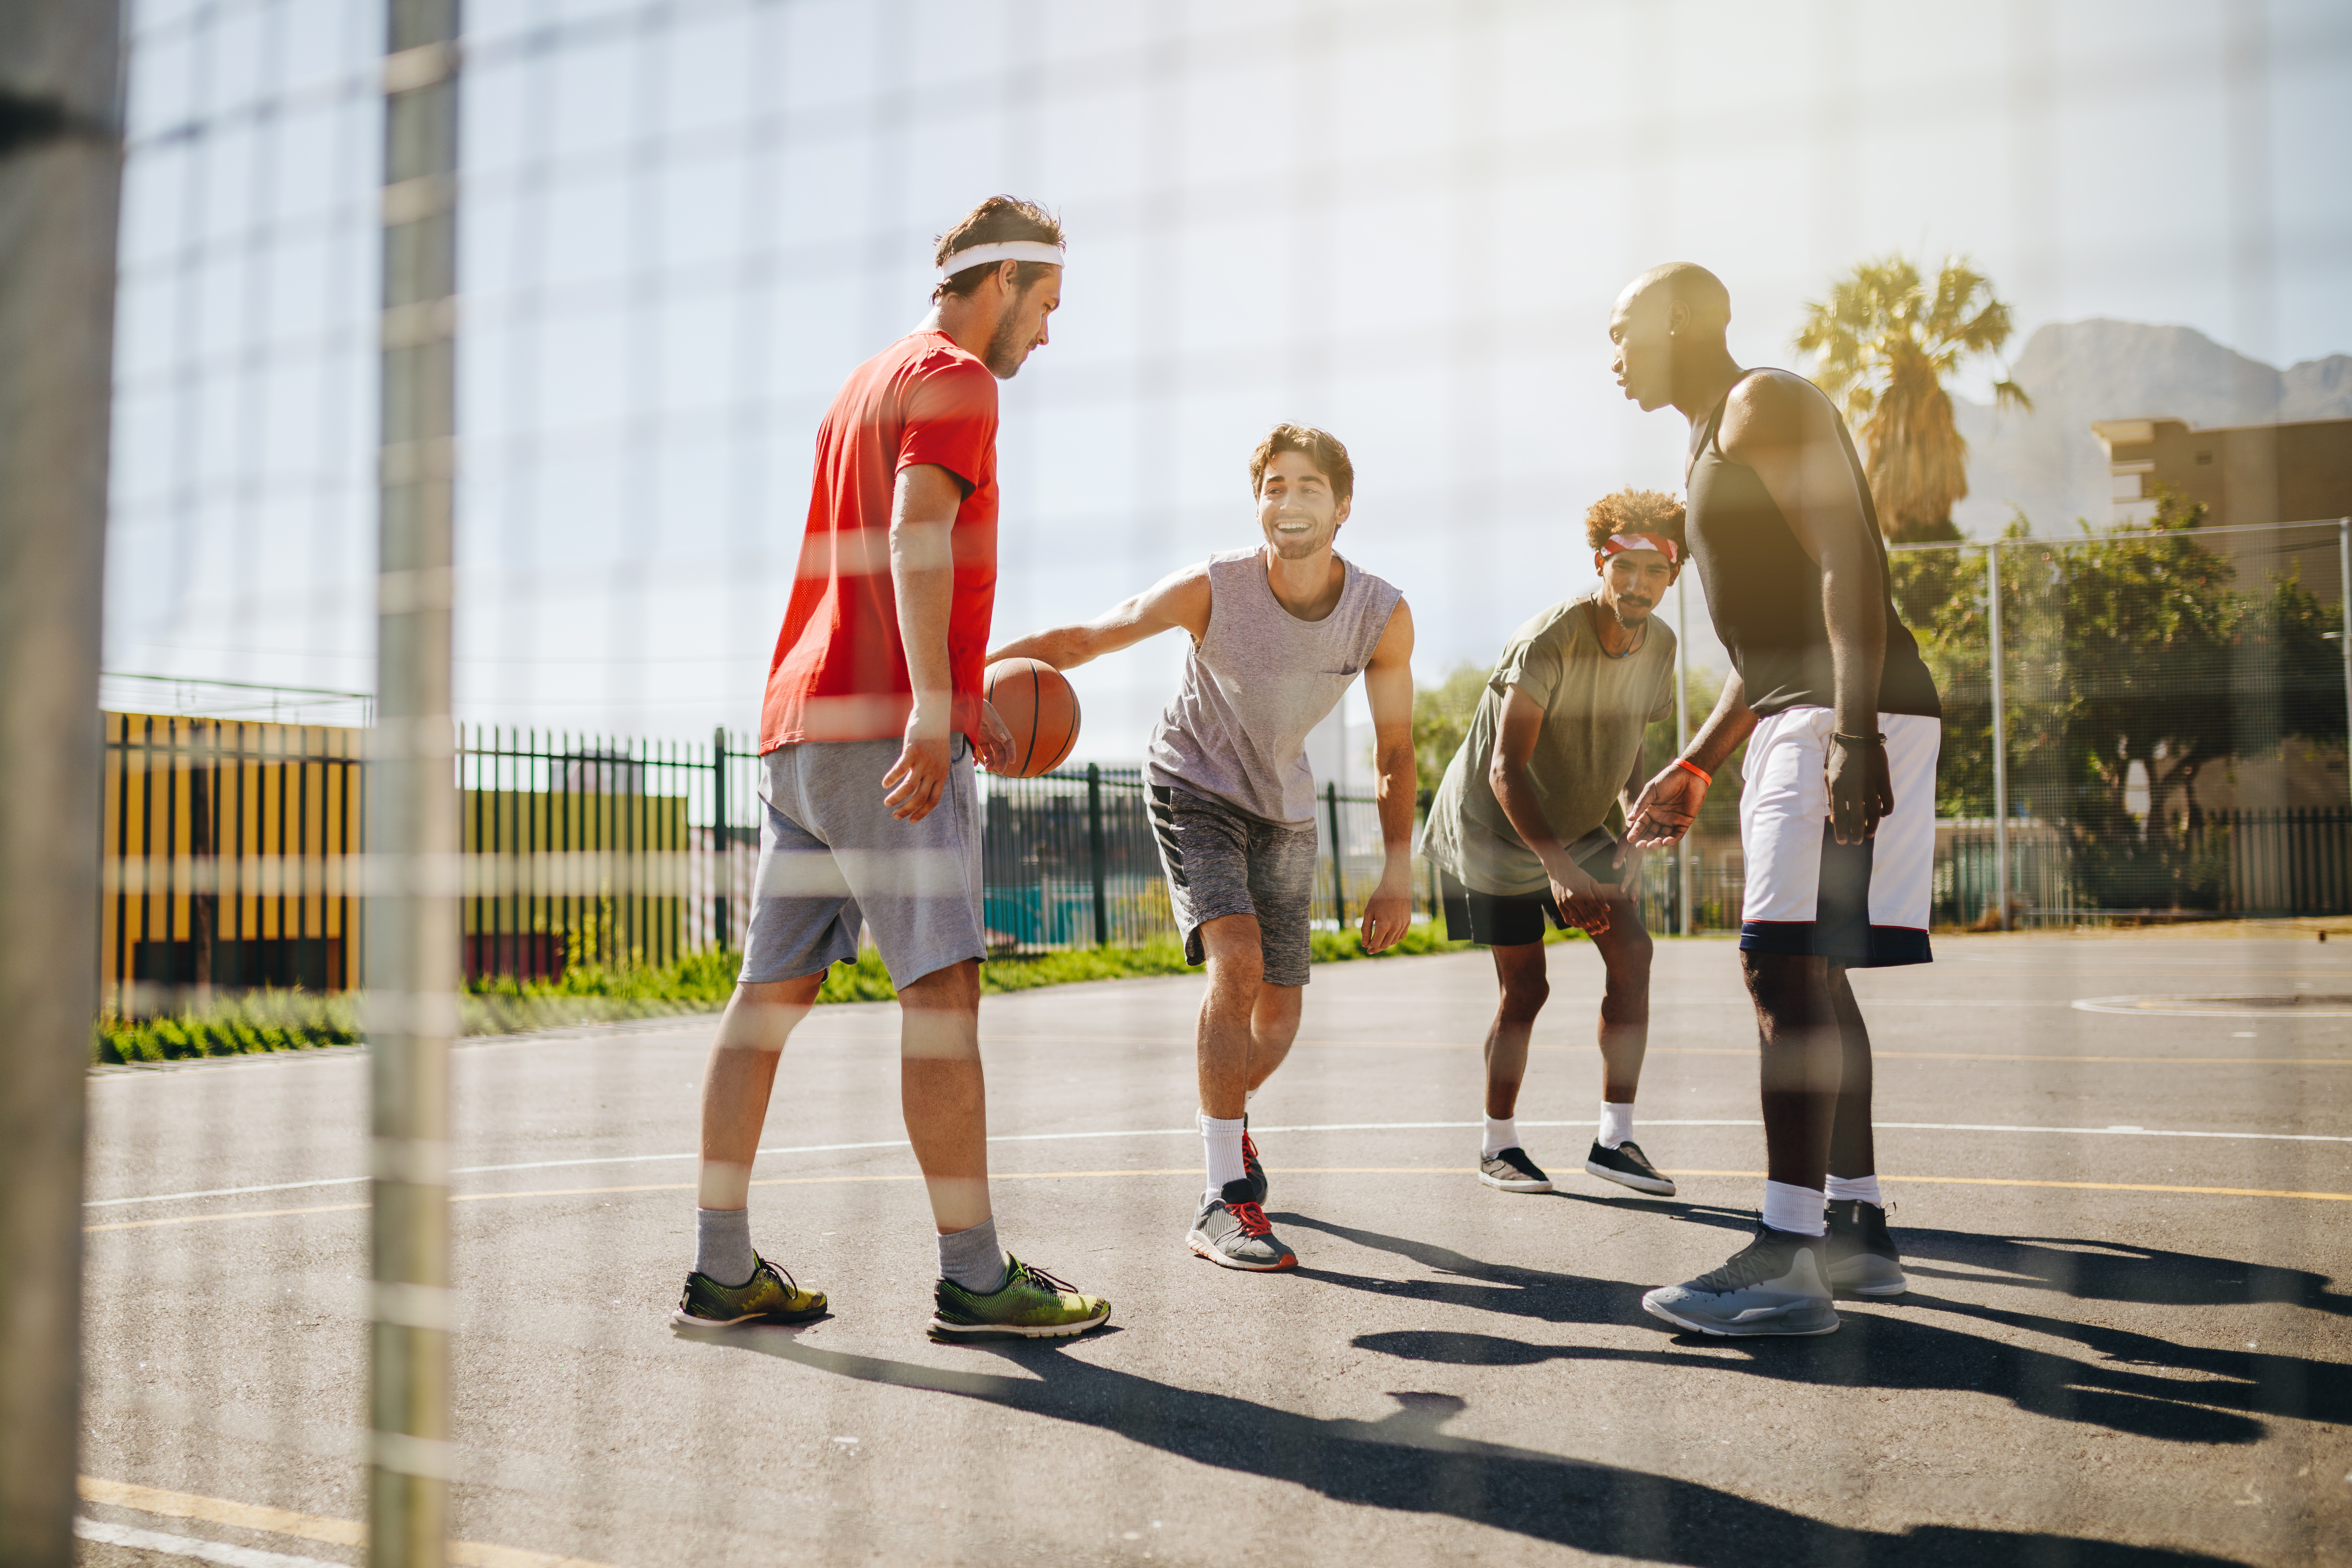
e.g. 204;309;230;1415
44;3;2350;1567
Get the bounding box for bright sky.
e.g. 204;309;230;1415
105;0;2352;758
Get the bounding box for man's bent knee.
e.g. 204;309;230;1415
899;956;982;1012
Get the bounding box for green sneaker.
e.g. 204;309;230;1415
928;1252;1110;1343
672;1254;828;1327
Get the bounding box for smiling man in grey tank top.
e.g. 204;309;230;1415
989;425;1417;1272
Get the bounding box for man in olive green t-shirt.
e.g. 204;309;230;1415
1422;489;1685;1200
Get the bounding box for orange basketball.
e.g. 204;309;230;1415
983;657;1081;777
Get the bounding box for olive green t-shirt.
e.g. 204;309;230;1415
1421;595;1677;897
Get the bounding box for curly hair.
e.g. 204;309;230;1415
1583;488;1686;553
1248;424;1354;506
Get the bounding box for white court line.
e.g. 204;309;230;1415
84;1118;2352;1209
2074;994;2352;1017
75;1516;347;1568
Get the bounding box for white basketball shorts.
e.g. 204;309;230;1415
1737;706;1941;967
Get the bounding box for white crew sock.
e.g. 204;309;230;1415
1480;1115;1518;1159
1597;1102;1636;1150
1760;1180;1827;1237
1201;1113;1247;1206
1825;1173;1884;1209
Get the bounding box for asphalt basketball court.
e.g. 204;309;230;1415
74;931;2350;1567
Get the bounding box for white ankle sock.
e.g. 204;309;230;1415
1480;1115;1517;1158
1825;1173;1884;1208
1597;1102;1635;1150
1201;1113;1246;1205
1760;1180;1827;1237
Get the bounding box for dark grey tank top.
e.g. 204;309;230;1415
1684;370;1940;720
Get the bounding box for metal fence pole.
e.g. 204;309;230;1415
1674;572;1691;936
711;726;729;952
2338;520;2351;815
369;4;461;1565
1086;763;1110;947
1986;541;2010;932
0;4;122;1559
1325;781;1348;928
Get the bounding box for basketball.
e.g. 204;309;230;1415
983;657;1081;777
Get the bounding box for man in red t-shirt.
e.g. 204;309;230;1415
674;197;1109;1343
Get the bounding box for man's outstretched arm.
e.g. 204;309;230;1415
1359;600;1417;954
1626;671;1753;849
986;564;1212;671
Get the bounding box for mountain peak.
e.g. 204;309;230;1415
1949;319;2352;535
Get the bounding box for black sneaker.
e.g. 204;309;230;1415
1584;1139;1676;1196
1825;1198;1908;1296
1478;1146;1553;1193
1241;1116;1267;1206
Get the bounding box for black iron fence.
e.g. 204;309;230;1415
457;726;760;980
99;714;2352;1013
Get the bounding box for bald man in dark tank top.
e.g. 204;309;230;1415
1610;263;1942;1337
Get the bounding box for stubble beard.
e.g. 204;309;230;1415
983;306;1030;378
1266;517;1329;561
1609;596;1653;630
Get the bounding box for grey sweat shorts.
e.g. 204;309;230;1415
740;736;985;990
1147;784;1319;987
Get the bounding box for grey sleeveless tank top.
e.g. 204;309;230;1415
1146;548;1403;825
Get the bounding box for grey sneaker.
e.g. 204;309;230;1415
1826;1198;1908;1296
1584;1139;1676;1196
1642;1223;1841;1337
1186;1180;1296;1271
1478;1147;1553;1193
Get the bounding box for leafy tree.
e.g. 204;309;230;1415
1411;662;1491;794
1891;493;2348;908
1797;255;2029;542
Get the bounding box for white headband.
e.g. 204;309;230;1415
938;239;1066;280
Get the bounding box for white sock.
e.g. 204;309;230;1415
1825;1173;1884;1208
1480;1115;1517;1159
1201;1113;1246;1205
1597;1102;1635;1150
1760;1180;1827;1237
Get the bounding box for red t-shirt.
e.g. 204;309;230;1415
759;331;999;753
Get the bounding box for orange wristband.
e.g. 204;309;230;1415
1672;757;1712;786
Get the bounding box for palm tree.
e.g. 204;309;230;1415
1796;255;2030;542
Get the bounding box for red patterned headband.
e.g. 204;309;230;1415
1601;532;1679;564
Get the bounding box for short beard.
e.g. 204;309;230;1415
1609;597;1653;629
983;301;1030;377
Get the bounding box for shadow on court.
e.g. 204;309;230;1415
1291;1214;2343;1441
1899;1231;2352;1316
704;1332;2248;1568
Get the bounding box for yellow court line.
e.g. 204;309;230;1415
973;1034;2349;1067
84;1166;2351;1233
1658;1170;2352;1200
87;1201;372;1232
78;1477;615;1568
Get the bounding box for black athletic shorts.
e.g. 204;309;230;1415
1438;831;1625;948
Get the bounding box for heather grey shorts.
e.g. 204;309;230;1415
1147;784;1319;987
740;737;985;990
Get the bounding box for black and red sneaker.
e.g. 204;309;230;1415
1240;1118;1267;1205
1186;1179;1296;1270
